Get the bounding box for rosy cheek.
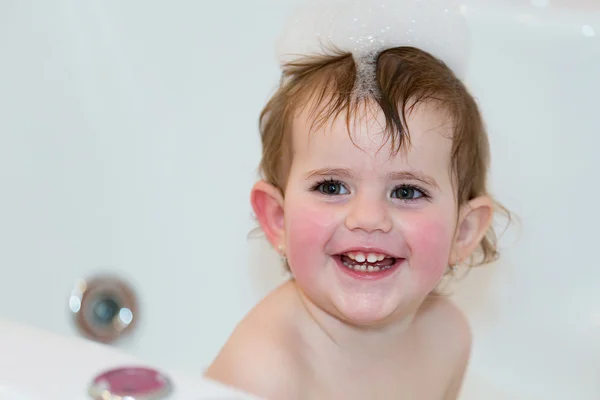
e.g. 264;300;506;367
283;200;336;278
402;212;455;282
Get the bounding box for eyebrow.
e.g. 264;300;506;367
304;168;439;189
305;168;356;180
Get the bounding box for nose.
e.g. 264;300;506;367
344;194;393;233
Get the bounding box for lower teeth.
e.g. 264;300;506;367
342;261;392;272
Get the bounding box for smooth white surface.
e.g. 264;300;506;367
0;319;255;399
0;1;598;399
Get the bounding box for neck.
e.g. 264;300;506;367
291;282;424;361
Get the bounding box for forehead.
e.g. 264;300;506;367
291;100;454;176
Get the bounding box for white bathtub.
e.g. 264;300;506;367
0;1;598;399
0;318;257;399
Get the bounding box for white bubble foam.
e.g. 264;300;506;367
275;0;471;96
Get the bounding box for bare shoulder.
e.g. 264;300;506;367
204;282;301;399
418;294;472;350
416;295;472;399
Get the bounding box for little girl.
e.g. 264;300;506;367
206;2;504;399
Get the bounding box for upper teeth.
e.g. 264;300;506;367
346;252;387;263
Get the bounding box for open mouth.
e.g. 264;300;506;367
336;251;399;273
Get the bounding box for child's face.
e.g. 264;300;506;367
283;101;460;325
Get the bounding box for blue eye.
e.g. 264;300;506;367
391;185;425;200
314;180;349;195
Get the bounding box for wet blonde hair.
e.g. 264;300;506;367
257;46;508;268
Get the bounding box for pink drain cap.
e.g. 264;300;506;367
88;366;172;399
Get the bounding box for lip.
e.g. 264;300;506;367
333;255;404;281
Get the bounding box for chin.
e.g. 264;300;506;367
291;257;434;328
328;290;414;328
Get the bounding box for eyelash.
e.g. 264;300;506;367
310;179;347;195
310;179;430;201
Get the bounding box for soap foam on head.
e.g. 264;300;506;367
275;0;470;98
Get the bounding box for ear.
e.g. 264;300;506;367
450;196;494;265
250;180;285;249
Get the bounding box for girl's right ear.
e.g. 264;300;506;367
250;180;285;248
